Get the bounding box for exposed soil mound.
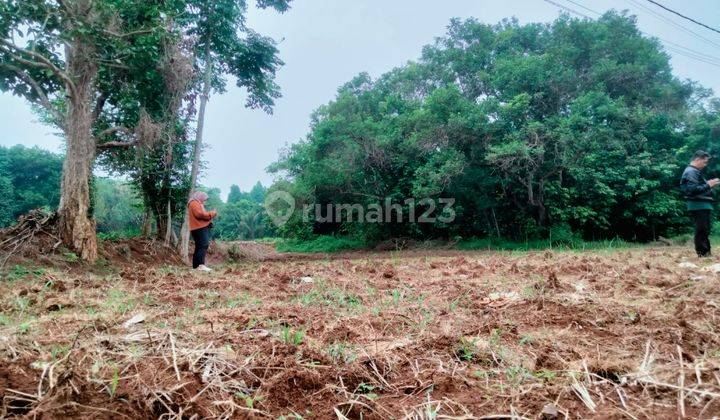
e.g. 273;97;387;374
0;210;184;269
100;239;185;266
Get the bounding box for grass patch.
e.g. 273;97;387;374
1;265;45;282
455;337;477;361
275;235;368;253
711;234;720;247
328;341;357;364
279;326;305;345
271;229;713;255
103;288;136;315
226;292;262;309
458;237;634;252
295;282;363;310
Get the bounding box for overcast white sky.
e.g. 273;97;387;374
1;0;718;199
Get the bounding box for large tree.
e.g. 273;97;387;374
177;0;290;258
0;0;170;261
95;23;196;244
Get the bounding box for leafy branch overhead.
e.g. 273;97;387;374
0;0;169;146
185;0;289;111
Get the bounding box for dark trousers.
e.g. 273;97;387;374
690;210;712;257
191;226;211;268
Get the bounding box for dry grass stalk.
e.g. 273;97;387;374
677;345;686;417
169;331;181;381
571;378;596;412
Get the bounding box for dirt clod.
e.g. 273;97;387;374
541;403;558;419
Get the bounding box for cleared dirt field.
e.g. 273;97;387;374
2;244;720;419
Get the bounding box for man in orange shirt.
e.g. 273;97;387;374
188;191;218;271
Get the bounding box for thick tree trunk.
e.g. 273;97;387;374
537;179;547;227
58;39;98;262
156;211;167;240
179;47;212;261
165;199;172;246
141;207;153;237
164;129;174;247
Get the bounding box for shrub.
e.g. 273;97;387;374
275;235;368;253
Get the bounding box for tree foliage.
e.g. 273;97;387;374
187;0;289;111
214;182;269;240
0;145;63;226
0;0;180;260
94;177;144;235
271;13;718;242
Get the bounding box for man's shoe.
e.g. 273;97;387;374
196;264;213;272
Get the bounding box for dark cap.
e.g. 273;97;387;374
693;150;711;160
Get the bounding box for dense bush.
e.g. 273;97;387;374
275;235;367;253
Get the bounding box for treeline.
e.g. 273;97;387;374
0;145;62;226
0;143;274;244
0;145;271;241
215;183;270;240
0;145;143;235
269;12;720;243
184;182;272;240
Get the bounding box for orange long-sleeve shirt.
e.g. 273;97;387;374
188;200;215;231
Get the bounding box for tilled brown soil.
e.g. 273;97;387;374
1;246;720;419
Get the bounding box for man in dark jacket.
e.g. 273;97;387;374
680;150;720;257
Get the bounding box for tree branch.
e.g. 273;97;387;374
97;126;133;138
97;140;138;149
96;125;137;149
0;63;66;131
56;0;71;13
0;39;77;96
103;28;156;38
96;59;130;70
92;93;107;120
